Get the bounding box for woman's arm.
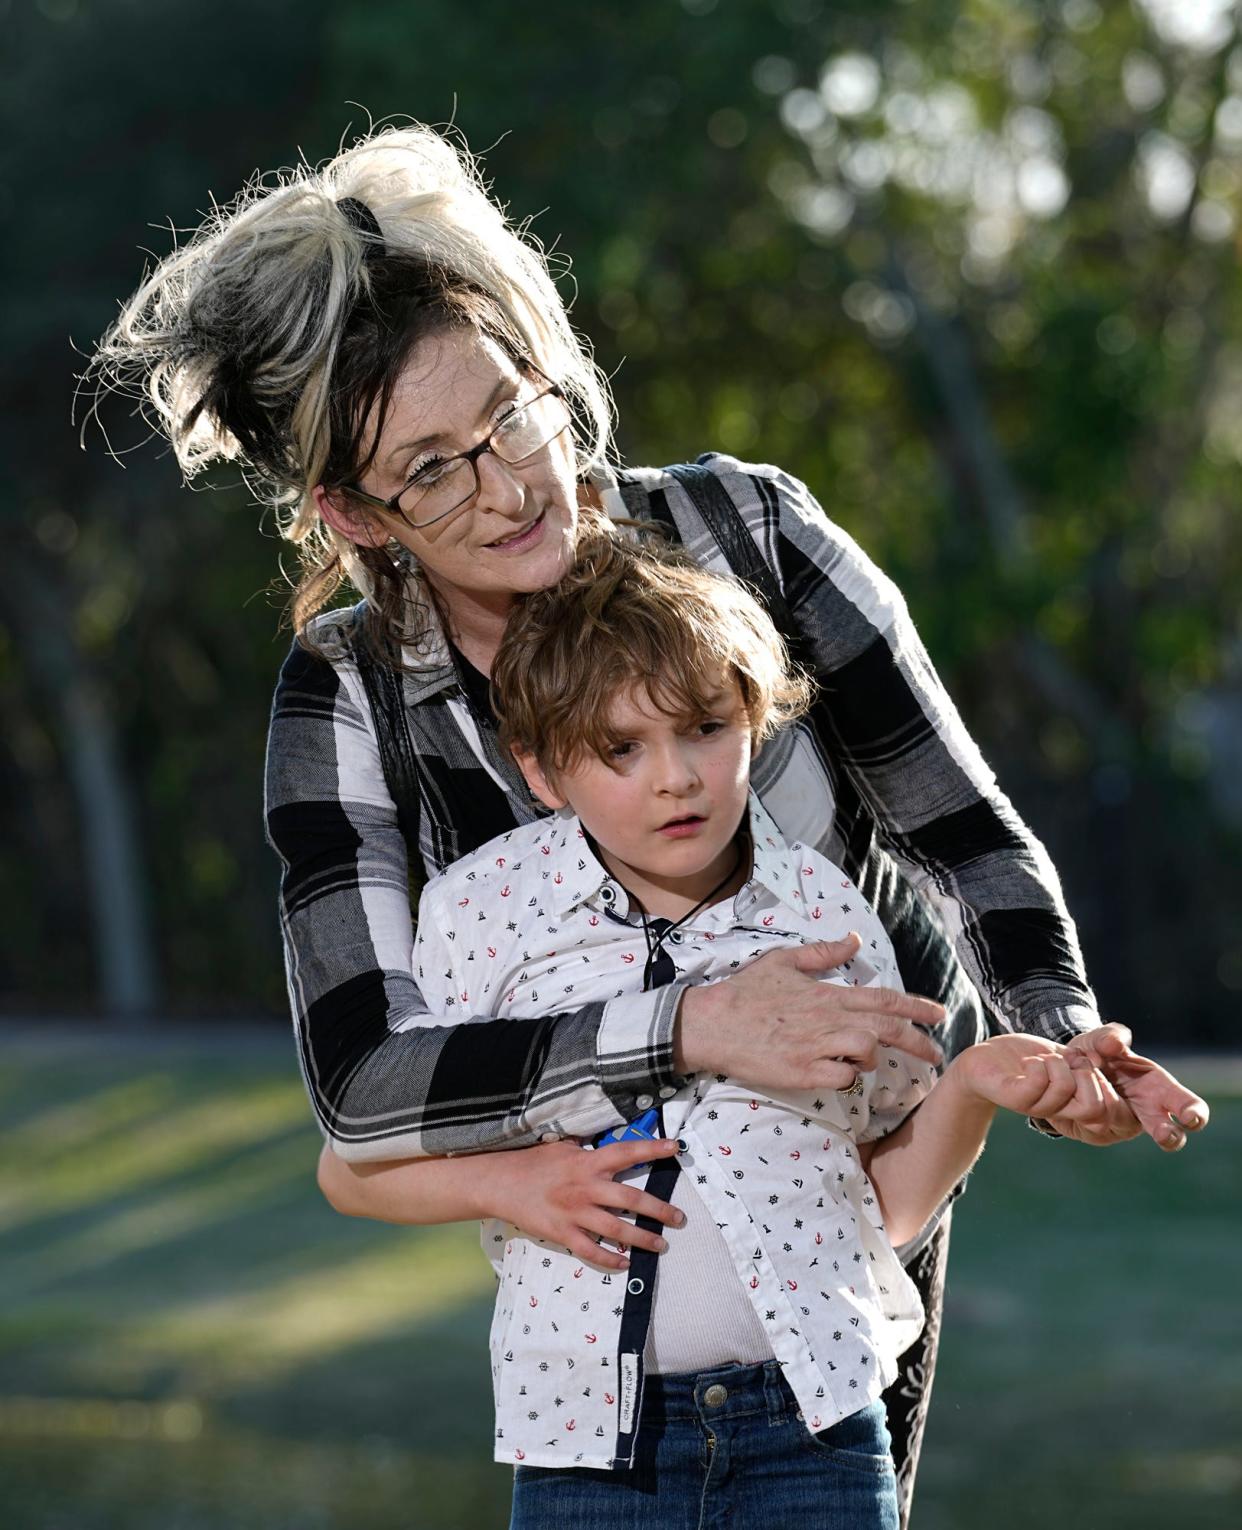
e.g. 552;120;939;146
268;637;946;1163
688;455;1098;1044
267;636;685;1161
316;1136;686;1271
707;457;1205;1144
861;1035;1107;1246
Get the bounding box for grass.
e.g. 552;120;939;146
0;1034;1238;1529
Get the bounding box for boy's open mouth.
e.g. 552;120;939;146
658;813;705;834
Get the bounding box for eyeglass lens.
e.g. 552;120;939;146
398;392;569;526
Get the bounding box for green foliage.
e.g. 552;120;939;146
3;0;1241;1033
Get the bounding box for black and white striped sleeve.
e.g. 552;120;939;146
263;639;685;1161
702;454;1099;1042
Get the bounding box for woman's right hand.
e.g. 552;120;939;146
485;1136;685;1272
675;933;946;1090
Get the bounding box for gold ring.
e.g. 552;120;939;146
838;1074;864;1098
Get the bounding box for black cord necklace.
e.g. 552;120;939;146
639;835;747;992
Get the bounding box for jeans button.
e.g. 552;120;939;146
703;1384;728;1408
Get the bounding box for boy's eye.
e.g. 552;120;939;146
607;740;635;761
689;718;729;739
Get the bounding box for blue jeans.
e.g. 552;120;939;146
509;1359;899;1530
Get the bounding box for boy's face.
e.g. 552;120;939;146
517;675;753;910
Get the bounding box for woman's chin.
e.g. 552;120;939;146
505;521;577;591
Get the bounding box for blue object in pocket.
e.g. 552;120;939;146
593;1107;661;1150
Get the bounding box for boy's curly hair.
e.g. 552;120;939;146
492;534;814;776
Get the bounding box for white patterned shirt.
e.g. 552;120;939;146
414;792;936;1469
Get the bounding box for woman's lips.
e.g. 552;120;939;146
486;511;546;553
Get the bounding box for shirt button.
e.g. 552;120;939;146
703;1384;729;1408
658;1087;675;1100
635;1094;654;1110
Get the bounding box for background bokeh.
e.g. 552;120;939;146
2;1;1239;1527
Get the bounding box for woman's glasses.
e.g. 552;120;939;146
342;384;572;531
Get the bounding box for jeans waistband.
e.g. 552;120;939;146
641;1359;795;1427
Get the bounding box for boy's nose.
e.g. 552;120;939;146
654;746;700;794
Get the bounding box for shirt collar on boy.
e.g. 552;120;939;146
541;790;810;925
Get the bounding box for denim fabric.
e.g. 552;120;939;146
509;1359;899;1530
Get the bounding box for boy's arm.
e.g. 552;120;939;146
318;1141;493;1224
860;1035;1106;1247
316;1136;685;1270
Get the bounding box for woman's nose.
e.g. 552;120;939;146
474;448;527;518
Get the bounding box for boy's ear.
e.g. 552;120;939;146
512;747;567;811
313;484;391;549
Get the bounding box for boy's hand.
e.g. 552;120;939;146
483;1136;684;1272
953;1035;1120;1141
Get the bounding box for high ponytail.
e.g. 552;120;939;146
85;122;615;648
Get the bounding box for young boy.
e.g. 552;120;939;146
409;536;1101;1525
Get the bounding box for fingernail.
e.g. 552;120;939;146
1180;1111;1202;1130
656;1238;669;1253
673;1209;687;1227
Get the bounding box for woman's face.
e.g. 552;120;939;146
335;326;583;620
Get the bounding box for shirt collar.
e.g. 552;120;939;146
542;810;634;919
542;790;808;925
739;791;813;921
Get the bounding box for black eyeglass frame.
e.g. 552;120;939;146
336;378;572;531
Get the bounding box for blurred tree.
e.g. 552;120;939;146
323;0;1242;1040
0;0;330;1015
5;0;1238;1038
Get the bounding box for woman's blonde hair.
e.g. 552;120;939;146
493;536;815;775
85;122;615;653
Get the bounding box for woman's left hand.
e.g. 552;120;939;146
1054;1024;1210;1151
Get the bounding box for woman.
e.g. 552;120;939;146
91;122;1206;1526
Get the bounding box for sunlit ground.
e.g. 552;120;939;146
1;1031;1237;1530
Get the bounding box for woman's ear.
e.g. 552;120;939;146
511;747;567;811
313;484;391;549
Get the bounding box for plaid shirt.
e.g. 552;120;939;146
264;453;1098;1161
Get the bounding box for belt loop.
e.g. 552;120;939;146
763;1360;789;1424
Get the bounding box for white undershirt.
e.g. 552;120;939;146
643;1165;774;1375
